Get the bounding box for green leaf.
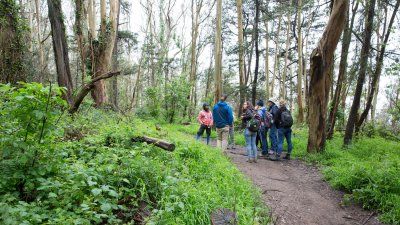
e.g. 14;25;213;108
48;192;57;198
100;203;111;212
108;190;118;198
91;188;102;196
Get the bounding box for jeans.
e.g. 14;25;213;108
258;126;268;155
278;127;293;155
228;126;235;148
196;124;211;144
244;128;257;160
216;126;230;152
269;124;278;153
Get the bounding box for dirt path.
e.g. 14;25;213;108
225;146;383;225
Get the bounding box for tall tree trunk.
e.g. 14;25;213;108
252;0;260;105
0;0;26;84
91;0;119;106
74;0;87;85
296;0;304;123
307;0;348;153
237;0;245;115
281;1;292;100
326;0;359;139
271;16;282;98
88;0;96;38
356;0;399;131
47;0;74;104
343;0;376;145
111;1;121;110
264;19;270;101
205;48;214;100
214;0;223;103
189;0;203;117
34;0;45;82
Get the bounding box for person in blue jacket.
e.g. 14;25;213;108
212;94;234;152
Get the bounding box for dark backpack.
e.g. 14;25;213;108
281;110;293;128
263;111;273;128
247;111;261;132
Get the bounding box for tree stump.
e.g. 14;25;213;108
210;208;238;225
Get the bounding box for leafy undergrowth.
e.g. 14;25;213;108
0;84;269;224
291;128;400;225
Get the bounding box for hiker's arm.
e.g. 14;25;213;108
227;107;234;126
197;112;203;124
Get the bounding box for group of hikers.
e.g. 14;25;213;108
196;94;293;162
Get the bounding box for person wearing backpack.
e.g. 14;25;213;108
255;100;269;157
271;99;293;161
212;94;234;152
241;101;260;163
196;103;213;145
267;99;279;157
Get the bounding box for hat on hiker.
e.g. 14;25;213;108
256;99;264;107
267;98;276;104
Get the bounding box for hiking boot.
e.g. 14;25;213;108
269;154;281;161
268;150;274;155
283;154;291;160
246;158;253;163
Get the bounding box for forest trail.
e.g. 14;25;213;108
223;145;383;225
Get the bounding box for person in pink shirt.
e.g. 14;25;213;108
196;103;213;145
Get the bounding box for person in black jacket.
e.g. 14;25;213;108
267;99;279;158
271;99;293;160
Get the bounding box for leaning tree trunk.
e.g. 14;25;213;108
326;0;359;139
356;0;399;131
252;0;260;106
307;0;348;153
214;0;223;103
343;0;376;145
47;0;74;105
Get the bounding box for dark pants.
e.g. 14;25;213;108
258;126;268;155
278;127;293;155
269;124;278;152
196;124;211;144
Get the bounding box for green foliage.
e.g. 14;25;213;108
163;76;190;123
0;85;269;224
291;128;400;224
144;87;162;117
0;83;66;198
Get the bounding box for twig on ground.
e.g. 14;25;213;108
361;212;375;225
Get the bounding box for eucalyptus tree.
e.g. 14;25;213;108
307;0;348;152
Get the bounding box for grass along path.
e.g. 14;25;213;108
223;145;382;225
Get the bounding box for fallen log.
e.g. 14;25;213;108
131;136;175;151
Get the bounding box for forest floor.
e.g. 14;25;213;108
221;144;383;225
